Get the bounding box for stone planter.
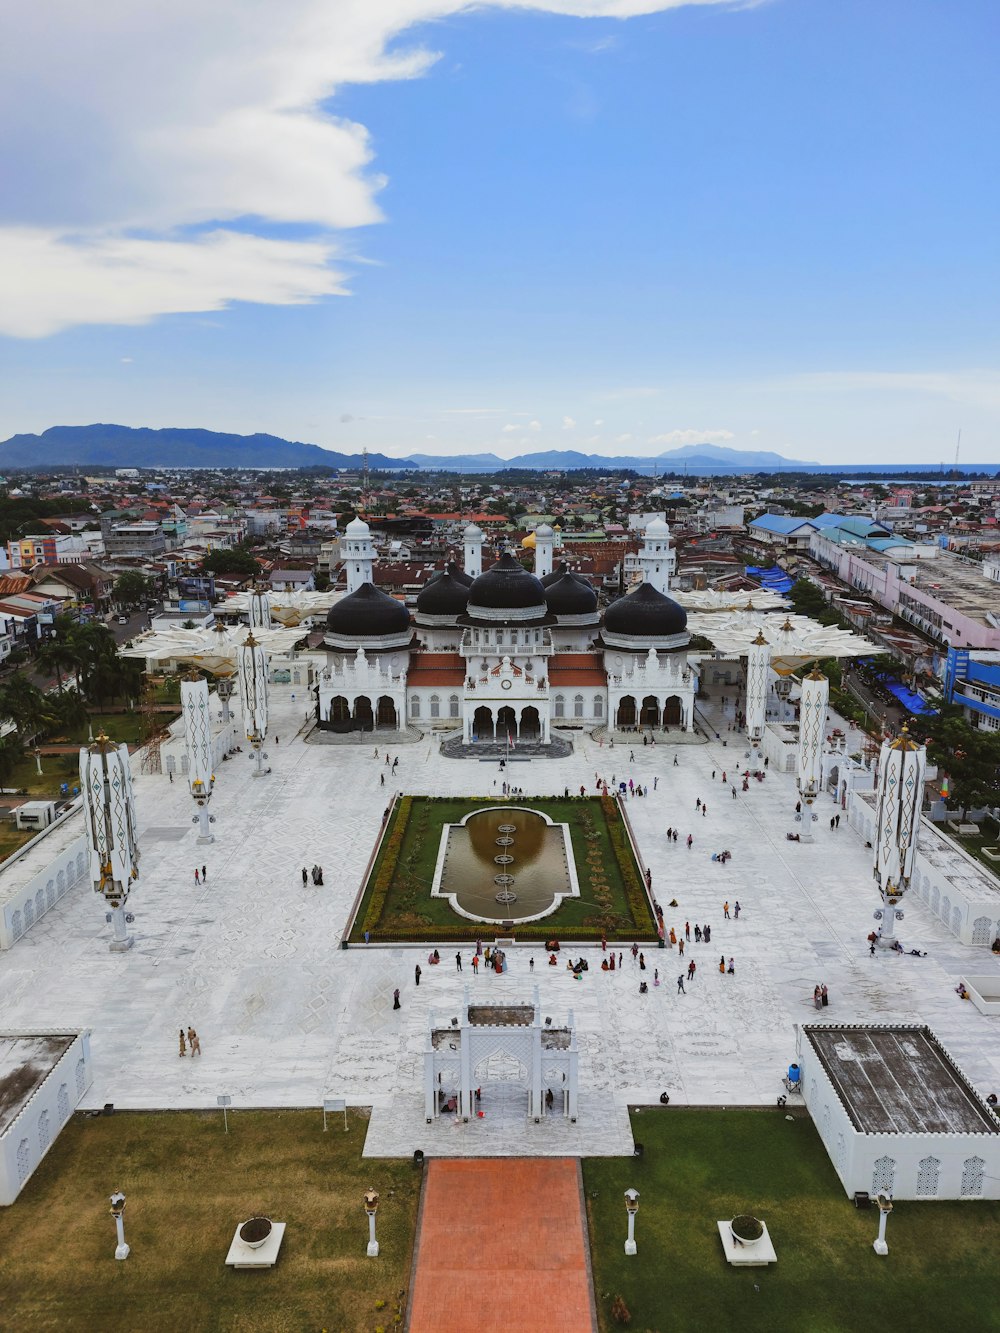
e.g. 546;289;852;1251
729;1214;764;1248
239;1216;273;1249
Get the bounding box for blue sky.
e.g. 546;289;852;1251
1;0;998;463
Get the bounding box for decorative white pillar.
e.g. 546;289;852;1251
873;727;926;948
873;1195;892;1255
181;675;216;843
109;1191;130;1261
463;523;483;579
745;631;769;764
248;584;272;629
80;734;140;952
624;1189;639;1256
363;1189;379;1258
238;631;270;778
534;524;554;578
795;667;829;843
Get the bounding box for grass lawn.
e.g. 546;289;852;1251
0;1109;420;1333
350;795;657;944
584;1108;1000;1333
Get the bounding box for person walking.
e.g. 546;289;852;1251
702;803;707;817
677;974;686;993
835;814;841;828
618;951;624;968
696;798;701;811
374;747;379;759
529;956;534;972
202;865;207;883
302;867;308;886
687;960;696;981
723;901;730;919
685;921;690;940
415;964;422;986
472;954;479;974
687;834;693;848
703;923;711;943
666;826;673;841
734;901;741;919
719;956;725;973
727;957;735;974
455;951;463;972
712;769;716;780
678;937;685;957
168;769;173;783
673;754;679;766
830;816;836;830
631;942;639;961
392;757;399;773
731;786;737;800
653;775;658;790
178;1028;187;1057
380;772;385;786
639;953;646;970
188;1027;201;1056
194;868;200;886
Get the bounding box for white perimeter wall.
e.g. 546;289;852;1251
0;1031;93;1206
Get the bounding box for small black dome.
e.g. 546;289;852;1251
468;552;547;611
416;564;470;617
603;582;688;638
326;582;411;637
545;569;598;616
541;559;588;588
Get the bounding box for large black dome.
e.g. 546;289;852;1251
326;582;411;638
468;553;547;611
603;582;688;639
416;563;471;617
544;568;598;616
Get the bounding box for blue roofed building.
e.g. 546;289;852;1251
942;648;1000;733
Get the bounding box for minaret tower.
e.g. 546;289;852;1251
342;517;374;593
534;523;554;578
464;523;484;579
639;517;671;594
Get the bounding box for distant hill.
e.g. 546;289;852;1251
0;424;405;471
0;424;995;475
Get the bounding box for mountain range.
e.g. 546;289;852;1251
0;425;994;475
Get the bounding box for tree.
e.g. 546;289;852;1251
113;570;152;607
918;705;1000;812
0;733;24;789
0;674;52;743
200;547;262;580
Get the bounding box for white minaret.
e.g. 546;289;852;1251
181;675;215;843
873;727;926;948
464;523;484;579
745;630;769;764
80;733;140;952
342;516;374;592
534;523;554;578
794;666;829;842
639;516;671;594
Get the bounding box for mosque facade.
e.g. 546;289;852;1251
315;518;697;741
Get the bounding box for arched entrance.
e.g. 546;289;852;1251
376;695;397;729
639;695;660;728
497;705;517;741
327;695;350;725
520;706;541;740
662;695;682;726
473;705;494;740
353;696;374;731
616;696;637;729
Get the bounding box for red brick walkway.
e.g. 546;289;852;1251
409;1158;595;1333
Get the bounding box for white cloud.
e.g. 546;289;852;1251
647;428;736;446
120;356;133;364
0;228;345;338
528;419;542;431
593;418;604;426
501;423;519;432
615;433;633;444
0;0;746;337
562;416;577;429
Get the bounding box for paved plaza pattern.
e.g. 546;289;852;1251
2;689;999;1158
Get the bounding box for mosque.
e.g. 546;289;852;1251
316;516;697;743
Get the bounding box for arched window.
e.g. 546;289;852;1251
430;695;440;719
594;695;603;718
57;1083;70;1123
411;696;421;718
449;695;460;718
573;694;584;718
554;695;565;719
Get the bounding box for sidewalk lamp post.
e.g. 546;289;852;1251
624;1187;639;1256
873;1193;892;1256
364;1187;380;1257
109;1190;130;1260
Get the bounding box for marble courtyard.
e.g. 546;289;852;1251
3;686;999;1163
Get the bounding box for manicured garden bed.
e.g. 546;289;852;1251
349;794;658;943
